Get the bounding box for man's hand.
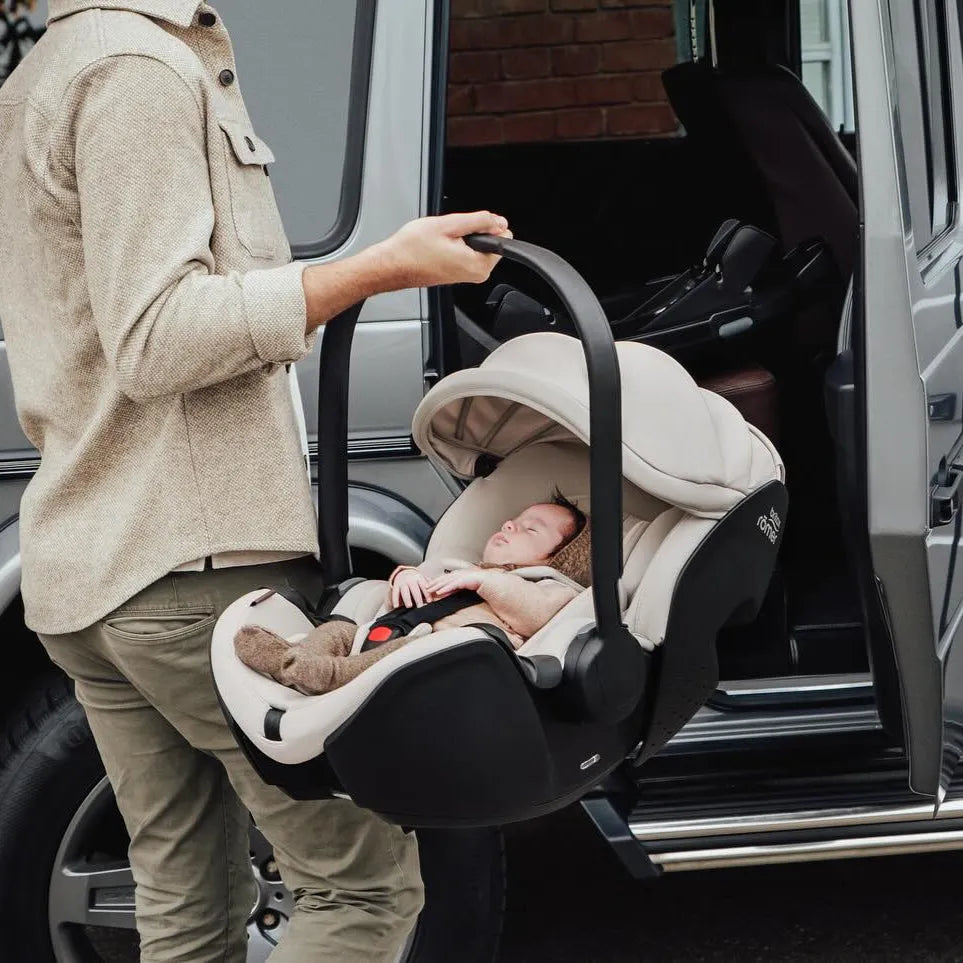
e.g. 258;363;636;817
302;211;510;334
391;568;434;609
426;569;488;598
377;211;512;289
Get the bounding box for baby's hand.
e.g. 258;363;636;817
426;569;487;598
391;568;433;609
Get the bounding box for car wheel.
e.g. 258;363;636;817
0;672;505;962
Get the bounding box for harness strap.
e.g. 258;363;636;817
361;589;483;651
249;586;325;625
248;578;366;628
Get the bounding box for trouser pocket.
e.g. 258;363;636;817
102;609;216;643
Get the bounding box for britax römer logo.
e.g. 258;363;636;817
757;507;781;544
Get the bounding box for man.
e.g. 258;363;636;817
0;1;509;959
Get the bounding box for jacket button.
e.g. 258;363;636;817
198;12;216;26
244;135;255;152
218;69;235;87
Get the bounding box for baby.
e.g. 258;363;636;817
235;491;592;695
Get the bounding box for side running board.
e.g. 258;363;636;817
582;793;963;877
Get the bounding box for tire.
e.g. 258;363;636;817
0;672;505;962
0;672;104;962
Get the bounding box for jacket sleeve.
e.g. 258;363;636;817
67;54;314;402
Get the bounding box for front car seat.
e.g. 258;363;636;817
663;60;858;281
662;0;858;578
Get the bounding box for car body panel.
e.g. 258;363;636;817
857;0;963;800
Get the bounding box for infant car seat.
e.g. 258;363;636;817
211;237;786;827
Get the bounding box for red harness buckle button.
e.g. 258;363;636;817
367;625;394;644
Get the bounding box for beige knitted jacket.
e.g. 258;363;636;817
0;0;321;633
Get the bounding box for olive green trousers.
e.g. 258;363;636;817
38;557;423;962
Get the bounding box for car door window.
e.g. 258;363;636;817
207;1;375;258
889;0;957;256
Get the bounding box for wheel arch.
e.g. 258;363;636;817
344;482;433;567
0;514;21;616
0;517;64;729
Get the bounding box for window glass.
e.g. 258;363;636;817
799;0;855;133
227;1;367;255
673;0;709;64
916;0;955;240
888;0;957;253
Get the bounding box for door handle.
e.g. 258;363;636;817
929;393;957;421
931;462;963;526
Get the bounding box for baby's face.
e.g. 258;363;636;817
482;503;575;567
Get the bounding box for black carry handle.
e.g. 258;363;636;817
465;233;626;641
318;236;628;643
316;300;366;586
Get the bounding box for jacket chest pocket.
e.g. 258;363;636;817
218;118;286;259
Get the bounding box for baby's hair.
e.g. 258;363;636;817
551;487;587;544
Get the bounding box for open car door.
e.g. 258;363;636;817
856;0;963;802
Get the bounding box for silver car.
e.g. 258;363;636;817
1;0;961;960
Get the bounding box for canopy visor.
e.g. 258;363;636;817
412;333;783;518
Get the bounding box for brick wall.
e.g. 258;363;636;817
447;0;679;147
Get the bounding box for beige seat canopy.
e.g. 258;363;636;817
412;331;784;519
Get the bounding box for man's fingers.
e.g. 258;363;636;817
401;585;412;608
439;210;508;239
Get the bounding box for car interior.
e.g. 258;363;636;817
438;0;864;686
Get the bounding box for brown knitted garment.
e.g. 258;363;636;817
547;519;592;587
234;621;407;696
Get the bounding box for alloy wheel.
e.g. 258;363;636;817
47;776;415;961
